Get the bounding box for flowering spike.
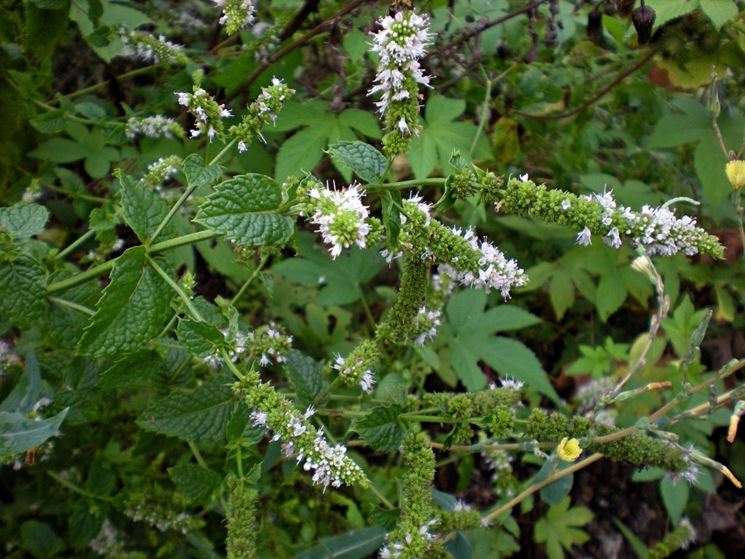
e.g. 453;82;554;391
213;0;256;35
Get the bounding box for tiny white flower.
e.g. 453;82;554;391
576;226;592;246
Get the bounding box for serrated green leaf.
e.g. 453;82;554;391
176;318;226;356
0;408;68;457
20;520;65;559
168;462;223;504
98;350;162;389
296;526;386;559
481;337;557;401
182;153;222;188
29;110;67;134
549;270;575;320
196;174;294;246
120;174;171;243
28;137;90;163
0;203;49;239
534;497;593;559
284;350;328;407
0;353;42;413
327;141;387;183
78;246;174;357
0;255;47;328
138;379;236;442
352;405;405;452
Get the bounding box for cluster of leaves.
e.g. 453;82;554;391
2;1;745;558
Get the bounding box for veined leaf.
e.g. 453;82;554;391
195;174;294;246
0;203;49;239
352;405;405;452
138;379;236;443
295;526;387;559
120;173;171;243
0;408;68;457
327;141;387;183
78;246;174;357
0;254;47;328
284;350;328;407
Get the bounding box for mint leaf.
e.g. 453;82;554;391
78;246;174;357
327;141;387;183
284;350;328;407
296;526;387;559
195;174;294;246
0;408;68;457
0;203;49;239
352;405;405;452
0;255;47;328
182;153;222;188
168;462;223;504
120;173;171;243
138;379;236;442
98;350;162;389
176;318;226;356
534;497;593;559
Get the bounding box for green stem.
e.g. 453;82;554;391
44;183;107;204
150;183;200;244
47;471;114;502
367;480;395;510
49;296;95;316
208;138;237;165
146;255;203;320
470;65;492;157
231;254;269;305
367;178;447;190
188;441;209;469
56;230;95;260
48;65;160;103
358;290;376;331
46;230;220;293
314;376;343;406
736;190;745;259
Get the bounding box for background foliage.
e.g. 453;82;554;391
1;0;745;558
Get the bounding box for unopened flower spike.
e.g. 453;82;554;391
125;115;185;140
229;77;295;152
332;340;379;393
175;86;232;142
143;155;182;187
213;0;256;35
119;29;188;64
369;9;432;158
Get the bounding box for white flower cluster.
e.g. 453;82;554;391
579;189;708;256
213;0;255;35
379;519;438;559
412;306;441;346
120;29;186;64
439;228;527;299
175;87;232;141
250;403;366;491
246;325;293;367
144;156;181;188
369;10;432;127
231;77;294;152
307;183;370;258
125;115;184;140
489;377;524;391
332;354;375;393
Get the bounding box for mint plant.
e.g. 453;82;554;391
2;1;745;558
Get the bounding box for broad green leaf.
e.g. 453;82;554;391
30;110;66;134
78;246;174;356
98;350;162;389
0;408;68;457
176;318;226;356
0;255;47;328
327;141;387;183
28;137;89;163
441;290;558;401
536;461;574;505
120;174;171;243
138;379;236;443
596;272;627;322
182;153;222;188
20;520;65;559
549;270;575;320
645;0;698;28
0;203;49;238
699;0;738;30
272;245;385;306
408;95;491;179
284;350;328;407
295;526;387;559
352;405;405;452
534;497;593;559
481;337;558;402
659;477;688;525
168;462;223;504
195;174;294;246
338;109;382;139
0;353;42;413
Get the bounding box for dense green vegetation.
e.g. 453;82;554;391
1;1;744;557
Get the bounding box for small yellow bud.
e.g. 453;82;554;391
556;437;582;462
726;160;745;190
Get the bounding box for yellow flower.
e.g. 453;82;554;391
726;160;745;190
557;437;582;462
